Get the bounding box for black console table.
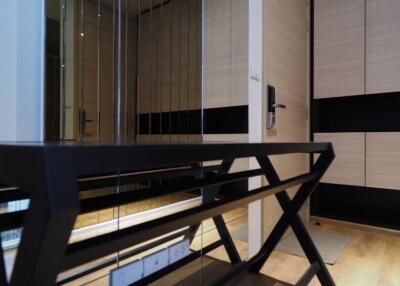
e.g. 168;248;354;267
0;142;335;286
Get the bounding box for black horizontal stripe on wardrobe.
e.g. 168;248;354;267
311;92;400;133
137;105;248;135
310;183;400;231
308;0;400;232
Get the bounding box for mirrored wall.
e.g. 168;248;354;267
45;0;202;144
43;0;204;229
38;0;250;284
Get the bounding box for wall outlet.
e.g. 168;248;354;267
110;259;143;286
110;239;191;285
169;239;190;264
143;248;169;277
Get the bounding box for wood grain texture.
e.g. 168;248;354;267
262;218;400;286
314;133;365;186
366;132;400;190
99;23;115;142
366;0;400;94
77;20;98;141
203;0;248;109
75;2;116;142
314;0;365;98
264;0;308;142
8;211;400;286
263;0;308;239
137;0;202;144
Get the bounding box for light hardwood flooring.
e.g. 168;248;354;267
4;208;400;285
208;215;400;286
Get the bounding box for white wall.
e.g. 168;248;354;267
0;0;45;141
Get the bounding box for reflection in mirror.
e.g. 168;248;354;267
41;1;254;285
44;0;203;144
43;2;205;284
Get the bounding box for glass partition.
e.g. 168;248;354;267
0;0;252;285
44;0;203;143
42;0;204;231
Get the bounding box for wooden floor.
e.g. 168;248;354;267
261;218;400;286
152;256;290;286
4;207;400;285
205;215;400;286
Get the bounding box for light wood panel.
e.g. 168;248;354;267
314;133;365;186
314;0;365;99
230;0;248;106
75;1;117;142
126;7;139;142
203;0;248;109
366;0;400;94
77;20;99;141
203;0;231;109
99;22;115;142
137;0;202;143
366;132;400;190
263;0;308;238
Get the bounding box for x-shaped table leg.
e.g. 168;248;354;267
185;159;242;264
249;153;335;286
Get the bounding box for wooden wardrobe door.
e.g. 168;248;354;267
314;0;365;99
314;133;365;186
366;0;400;94
366;133;400;190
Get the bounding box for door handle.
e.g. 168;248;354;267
267;85;286;129
79;109;94;136
272;103;286;109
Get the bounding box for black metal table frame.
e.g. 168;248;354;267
0;142;335;286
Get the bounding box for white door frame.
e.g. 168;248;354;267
248;0;264;257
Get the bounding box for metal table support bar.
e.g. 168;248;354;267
0;142;335;286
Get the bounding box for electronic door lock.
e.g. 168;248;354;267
272;103;286;109
267;85;286;129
